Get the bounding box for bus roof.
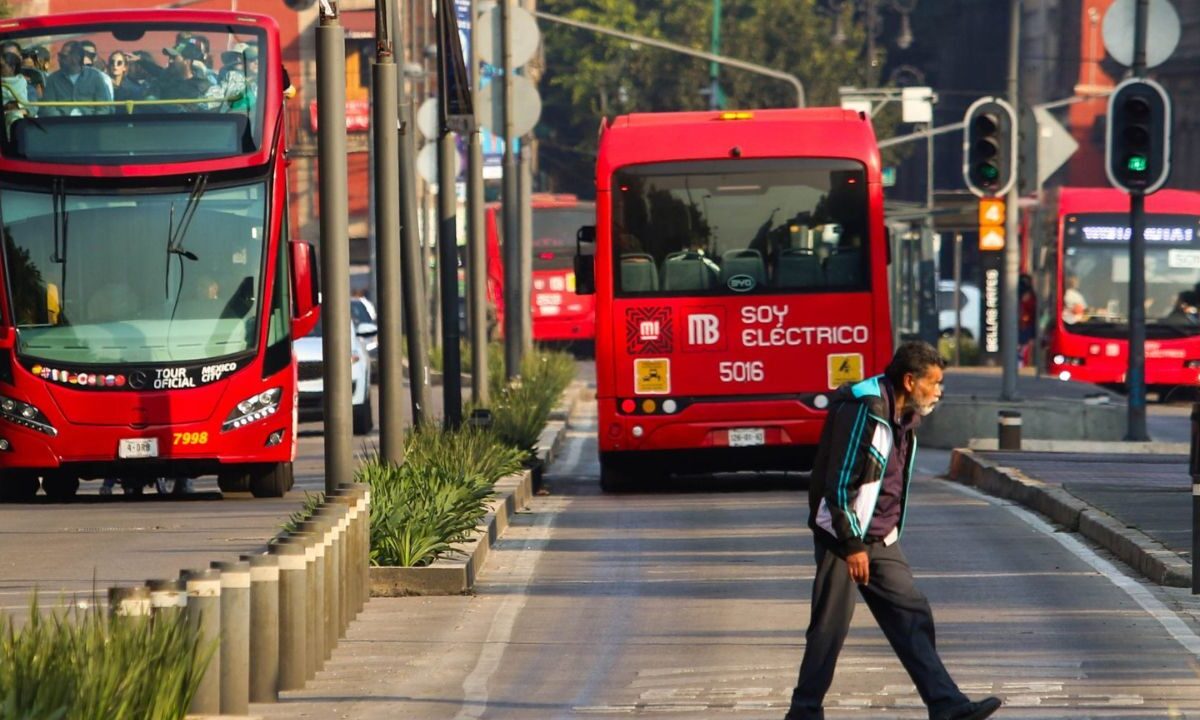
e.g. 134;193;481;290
1055;186;1200;215
597;108;880;187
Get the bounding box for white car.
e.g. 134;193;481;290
937;280;981;340
295;314;375;435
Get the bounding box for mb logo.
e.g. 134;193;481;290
688;314;720;346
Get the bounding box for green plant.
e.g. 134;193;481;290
281;491;325;533
938;335;981;366
489;348;576;459
404;424;525;486
0;596;212;720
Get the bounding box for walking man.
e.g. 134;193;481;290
784;341;1001;720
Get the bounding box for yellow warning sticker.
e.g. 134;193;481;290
828;353;864;389
634;358;670;395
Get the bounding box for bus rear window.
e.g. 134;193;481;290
533;207;592;271
613;159;869;297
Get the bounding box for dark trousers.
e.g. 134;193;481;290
784;539;969;720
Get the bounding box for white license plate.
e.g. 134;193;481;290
118;438;159;459
728;428;765;447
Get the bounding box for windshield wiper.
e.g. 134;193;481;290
50;178;67;265
164;174;207;297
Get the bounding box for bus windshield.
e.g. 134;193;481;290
612;158;869;296
2;180;267;364
0;21;266;161
1062;212;1200;337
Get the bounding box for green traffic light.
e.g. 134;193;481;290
1127;155;1148;172
978;164;1000;181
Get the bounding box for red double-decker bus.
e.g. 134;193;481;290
1042;187;1200;392
577;109;893;490
484;194;596;344
0;10;319;501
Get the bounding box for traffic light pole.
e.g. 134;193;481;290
1001;0;1020;401
1126;0;1150;441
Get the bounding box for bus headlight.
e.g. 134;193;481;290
0;392;56;436
223;387;282;432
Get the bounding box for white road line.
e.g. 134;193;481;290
944;480;1200;659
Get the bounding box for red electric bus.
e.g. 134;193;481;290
484;194;596;344
577;109;893;491
1042;187;1200;392
0;10;319;501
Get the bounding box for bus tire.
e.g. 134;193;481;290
599;458;631;493
217;469;252;493
353;396;374;436
42;473;80;502
249;462;293;498
0;473;39;503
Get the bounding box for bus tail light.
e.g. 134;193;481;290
1185;360;1200;369
0;393;56;436
223;388;282;431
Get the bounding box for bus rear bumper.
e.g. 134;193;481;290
533;316;595;342
596;397;826;465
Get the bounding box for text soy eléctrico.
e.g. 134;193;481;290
739;305;869;347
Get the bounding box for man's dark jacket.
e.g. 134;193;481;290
807;375;918;557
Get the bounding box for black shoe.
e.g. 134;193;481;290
935;697;1002;720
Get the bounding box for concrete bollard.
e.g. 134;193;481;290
212;560;250;716
277;531;322;678
182;568;222;716
146;578;187;620
108;586;152;619
267;541;307;691
327;489;361;620
297;517;338;662
998;410;1022;450
313;506;347;639
340;482;370;613
321;493;353;631
1190;402;1200;595
241;553;280;703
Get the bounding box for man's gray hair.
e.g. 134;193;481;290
884;341;945;387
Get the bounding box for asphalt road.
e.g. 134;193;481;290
259;391;1200;719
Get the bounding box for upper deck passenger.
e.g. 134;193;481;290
41;40;113;116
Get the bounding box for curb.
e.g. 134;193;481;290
966;438;1189;454
948;448;1192;588
367;380;584;597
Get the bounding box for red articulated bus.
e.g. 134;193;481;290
1042;186;1200;392
577;109;893;491
0;10;319;501
484;193;596;344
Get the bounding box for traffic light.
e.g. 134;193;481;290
1106;77;1171;194
962;97;1016;197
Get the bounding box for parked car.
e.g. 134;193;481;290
937;280;981;340
295;313;375;435
351;296;379;376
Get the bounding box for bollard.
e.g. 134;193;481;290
267;541;307;691
314;504;348;637
1191;402;1200;595
329;488;363;619
341;482;370;613
146;578;187;620
323;493;354;631
212;560;250;715
298;516;338;661
998;410;1022;451
108;586;151;620
182;568;222;716
278;531;322;678
242;553;280;703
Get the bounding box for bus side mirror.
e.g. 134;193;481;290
290;240;321;338
575;225;596;295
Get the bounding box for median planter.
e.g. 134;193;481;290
368;469;532;596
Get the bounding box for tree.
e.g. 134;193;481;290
538;0;881;196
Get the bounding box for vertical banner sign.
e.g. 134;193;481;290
980;250;1003;366
438;0;475;133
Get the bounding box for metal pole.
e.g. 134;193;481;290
317;3;353;492
519;139;533;352
1001;0;1021;400
374;6;405;462
211;560;250;716
396;0;430;428
1189;402;1199;594
1126;0;1149;441
954;231;963;366
708;0;722;110
468;0;489;406
183;568;221;716
241;553;279;703
501;0;521;379
437;69;464;427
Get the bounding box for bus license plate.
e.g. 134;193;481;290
118;438;159;459
728;428;765;447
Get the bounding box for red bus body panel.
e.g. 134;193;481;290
1045;187;1200;387
0;10;301;481
593;109;892;468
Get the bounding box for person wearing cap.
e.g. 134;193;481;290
150;42;212;111
42;40;113;116
209;44;257;112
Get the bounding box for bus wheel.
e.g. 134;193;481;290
599;459;631;494
42;473;80;502
250;462;294;498
217;469;251;494
0;473;39;503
